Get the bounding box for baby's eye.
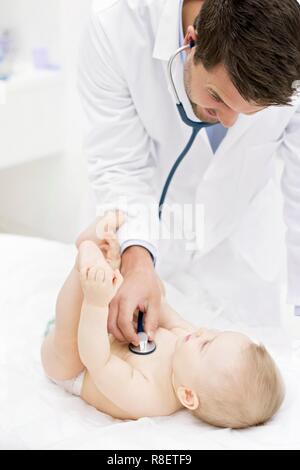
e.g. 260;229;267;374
200;340;210;350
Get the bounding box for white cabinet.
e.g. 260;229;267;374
0;69;65;169
0;0;65;170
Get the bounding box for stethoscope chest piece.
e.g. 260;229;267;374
128;316;157;355
129;336;157;355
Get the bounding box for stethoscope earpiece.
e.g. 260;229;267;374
189;39;195;48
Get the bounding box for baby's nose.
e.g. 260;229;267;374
195;328;219;338
194;328;207;337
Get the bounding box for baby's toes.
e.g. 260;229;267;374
87;265;100;281
79;267;89;283
78;240;103;271
95;266;106;282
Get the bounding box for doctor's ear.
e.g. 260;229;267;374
183;26;197;50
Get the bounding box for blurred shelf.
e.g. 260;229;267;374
0;66;65;170
3;66;63;92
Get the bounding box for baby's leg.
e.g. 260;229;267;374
41;265;85;380
41;241;105;381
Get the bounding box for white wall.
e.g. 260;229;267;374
0;0;61;65
0;0;92;243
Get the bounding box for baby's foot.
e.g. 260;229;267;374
77;240;123;306
76;240;106;273
96;210;125;238
99;232;121;270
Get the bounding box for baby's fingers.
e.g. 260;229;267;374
79;267;89;282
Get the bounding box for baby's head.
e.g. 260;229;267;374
172;328;285;429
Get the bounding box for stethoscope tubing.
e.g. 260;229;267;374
133;42;216;352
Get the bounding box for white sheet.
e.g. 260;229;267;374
0;234;300;450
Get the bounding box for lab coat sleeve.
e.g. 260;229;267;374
77;10;159;254
280;99;300;304
119;239;157;264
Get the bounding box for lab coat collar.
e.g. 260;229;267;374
152;0;181;61
217;114;261;156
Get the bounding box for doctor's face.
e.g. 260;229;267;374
183;48;266;128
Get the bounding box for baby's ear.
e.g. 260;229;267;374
177;387;199;410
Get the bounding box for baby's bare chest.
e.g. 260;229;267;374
82;327;187;419
110;328;181;377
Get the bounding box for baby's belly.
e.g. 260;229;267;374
80;328;183;419
81;371;136;419
80;337;138;419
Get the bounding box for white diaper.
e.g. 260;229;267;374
48;370;85;397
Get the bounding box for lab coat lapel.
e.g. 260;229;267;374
152;0;186;107
196;113;263;255
153;11;214;187
203;113;256;179
152;0;180;62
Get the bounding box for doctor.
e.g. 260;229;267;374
77;0;300;347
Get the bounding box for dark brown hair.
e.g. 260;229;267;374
193;0;300;106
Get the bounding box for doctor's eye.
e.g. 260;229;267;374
208;92;222;102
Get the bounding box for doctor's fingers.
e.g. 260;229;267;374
109;296;140;346
107;300;127;343
143;300;160;342
118;301;141;347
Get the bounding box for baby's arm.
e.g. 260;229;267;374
158;301;196;334
125;269;195;334
77;244;162;417
155;277;196;333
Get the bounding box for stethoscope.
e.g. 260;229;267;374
129;40;216;355
159;40;216;219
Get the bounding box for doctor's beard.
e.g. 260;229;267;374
183;58;219;124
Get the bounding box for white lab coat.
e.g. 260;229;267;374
77;0;300;317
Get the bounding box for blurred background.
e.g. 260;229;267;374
0;0;93;243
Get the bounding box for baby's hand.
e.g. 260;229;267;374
80;265;123;307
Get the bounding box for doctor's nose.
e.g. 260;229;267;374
217;109;239;128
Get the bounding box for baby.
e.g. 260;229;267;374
41;212;285;429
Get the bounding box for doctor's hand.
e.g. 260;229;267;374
107;246;161;346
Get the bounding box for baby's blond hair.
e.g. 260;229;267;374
192;343;285;429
